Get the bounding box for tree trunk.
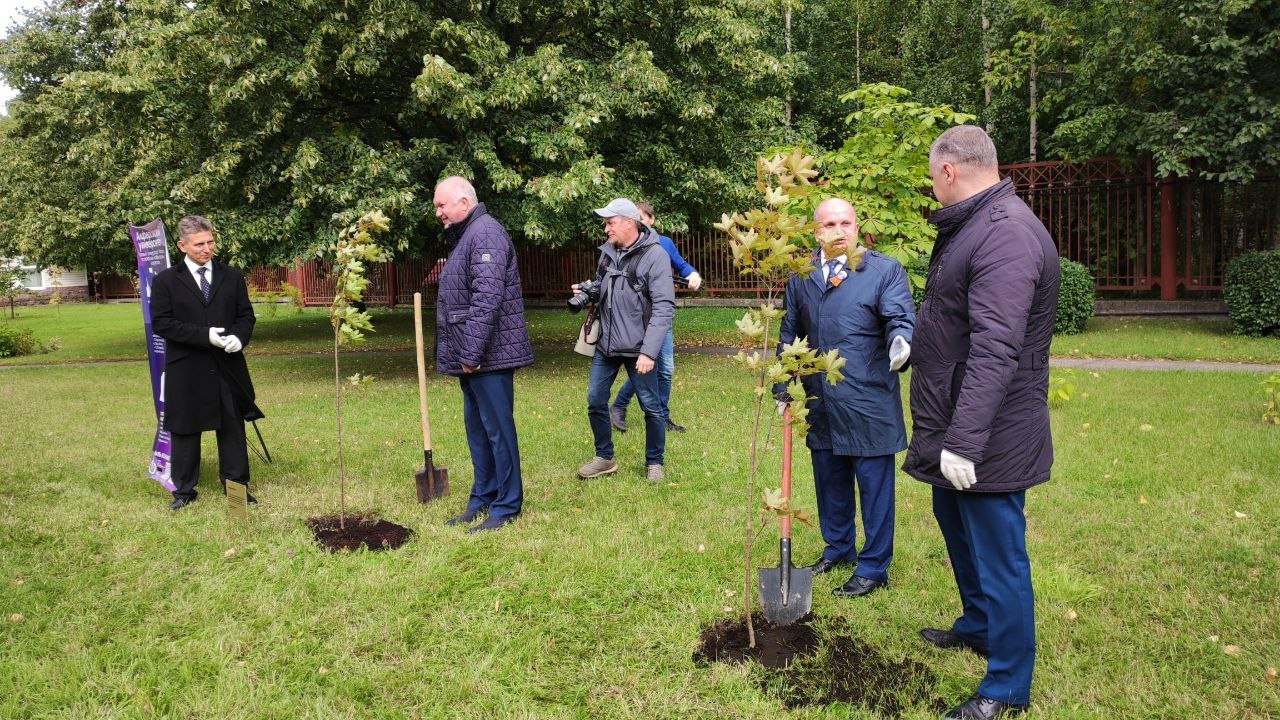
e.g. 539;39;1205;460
334;327;346;530
982;4;993;133
1029;53;1038;162
784;0;793;127
855;0;862;88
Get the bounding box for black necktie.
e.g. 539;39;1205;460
197;267;211;302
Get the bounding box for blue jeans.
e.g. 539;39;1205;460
588;352;666;466
613;328;675;417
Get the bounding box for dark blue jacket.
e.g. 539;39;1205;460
434;203;534;376
778;249;915;456
902;179;1060;492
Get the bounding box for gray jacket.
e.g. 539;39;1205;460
592;227;676;358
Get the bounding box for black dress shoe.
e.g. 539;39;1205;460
808;557;851;575
942;694;1027;719
832;575;887;598
246;493;258;506
446;509;483;526
169;497;196;511
665;419;686;432
468;515;516;533
919;628;990;658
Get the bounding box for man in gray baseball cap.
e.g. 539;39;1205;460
593;198;644;222
573;198;676;483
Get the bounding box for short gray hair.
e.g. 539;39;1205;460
177;215;215;241
437;176;478;204
930;125;999;171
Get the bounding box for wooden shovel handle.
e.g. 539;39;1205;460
781;408;793;540
413;293;433;452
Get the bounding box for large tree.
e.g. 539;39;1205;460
0;0;788;269
988;0;1280;181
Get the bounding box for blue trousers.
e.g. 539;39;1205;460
588;352;666;465
932;486;1036;705
460;371;522;520
613;328;675;417
810;451;896;582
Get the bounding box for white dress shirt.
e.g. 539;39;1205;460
183;256;213;287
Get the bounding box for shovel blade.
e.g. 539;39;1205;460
757;566;814;625
414;466;450;503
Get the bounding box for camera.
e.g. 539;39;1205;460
567;279;602;313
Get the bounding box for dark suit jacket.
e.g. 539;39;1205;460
151;260;262;434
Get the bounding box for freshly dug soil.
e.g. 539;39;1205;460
307;514;413;552
695;614;946;714
693;612;820;669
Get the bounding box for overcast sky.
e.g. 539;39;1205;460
0;0;36;114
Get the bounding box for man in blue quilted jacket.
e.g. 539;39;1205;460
433;176;534;533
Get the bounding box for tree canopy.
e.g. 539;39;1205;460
0;0;1275;272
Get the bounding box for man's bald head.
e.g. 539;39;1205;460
813;197;860;255
814;197;857;222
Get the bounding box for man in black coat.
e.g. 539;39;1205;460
151;215;263;511
903;126;1060;720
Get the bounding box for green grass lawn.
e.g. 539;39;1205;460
1;303;1278;718
4;302;1280;366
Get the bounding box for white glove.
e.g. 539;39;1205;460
221;335;243;353
208;327;227;347
685;271;703;291
940;449;977;490
889;335;911;371
776;400;787;416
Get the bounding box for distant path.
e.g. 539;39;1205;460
4;347;1279;374
674;346;1280;373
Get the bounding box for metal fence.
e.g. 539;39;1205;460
100;158;1279;304
1004;158;1280;297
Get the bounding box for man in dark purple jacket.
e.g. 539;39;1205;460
903;126;1060;720
433;176;534;533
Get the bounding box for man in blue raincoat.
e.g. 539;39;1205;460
778;197;915;598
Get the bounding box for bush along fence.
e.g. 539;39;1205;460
95;158;1279;306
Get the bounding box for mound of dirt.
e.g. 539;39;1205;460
695;614;946;714
307;514;412;552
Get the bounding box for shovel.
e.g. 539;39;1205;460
757;408;812;624
413;292;449;503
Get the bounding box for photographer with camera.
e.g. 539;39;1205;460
609;202;701;435
574;198;676;483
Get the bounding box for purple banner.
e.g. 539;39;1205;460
130;219;175;491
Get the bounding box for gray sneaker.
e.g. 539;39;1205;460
647;464;665;483
610;406;628;432
578;456;618;478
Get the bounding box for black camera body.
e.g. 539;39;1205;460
567;279;602;313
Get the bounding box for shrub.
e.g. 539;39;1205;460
0;324;44;357
1055;258;1095;335
1263;373;1280;426
1223;251;1280;337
